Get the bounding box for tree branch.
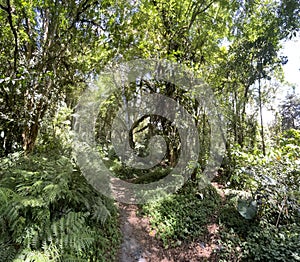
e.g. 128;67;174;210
0;4;8;11
68;0;99;30
1;0;18;72
188;1;214;30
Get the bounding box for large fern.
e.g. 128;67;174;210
0;151;120;262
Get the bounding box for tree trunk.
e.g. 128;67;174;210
22;121;39;154
258;76;266;155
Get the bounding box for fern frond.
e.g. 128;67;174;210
49;212;95;254
0;152;120;261
91;197;111;224
0;242;17;262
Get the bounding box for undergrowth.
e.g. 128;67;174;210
0;150;120;261
216;130;300;261
140;130;300;261
142;181;222;248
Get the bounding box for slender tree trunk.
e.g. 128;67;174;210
258;76;266;155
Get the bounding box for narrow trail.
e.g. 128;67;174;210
117;204;157;262
117;183;225;262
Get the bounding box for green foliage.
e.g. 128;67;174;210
0;0;116;154
111;161;171;184
133;167;171;184
0;150;120;261
280;128;300;152
0;0;299;260
227;135;300;226
237;199;258;220
217;129;300;261
142;182;221;248
218;222;300;262
244;223;300;262
218;204;257;238
280;93;300;130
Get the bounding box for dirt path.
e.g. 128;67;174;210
116;183;224;262
117;204;159;262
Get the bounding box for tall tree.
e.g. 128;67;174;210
0;0;115;155
208;0;297;153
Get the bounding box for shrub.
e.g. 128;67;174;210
0;151;120;261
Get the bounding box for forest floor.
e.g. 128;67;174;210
117;183;225;262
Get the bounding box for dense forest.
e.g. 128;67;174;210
0;0;299;261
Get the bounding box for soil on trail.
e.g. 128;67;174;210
117;183;224;262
